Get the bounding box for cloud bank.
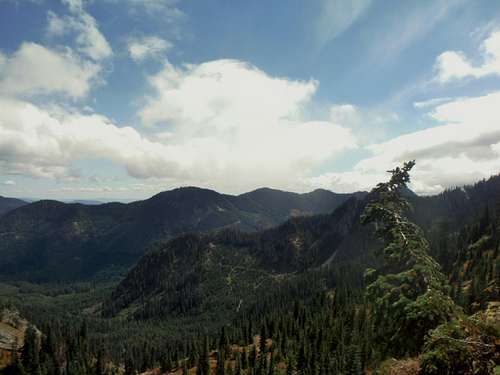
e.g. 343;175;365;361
0;60;357;192
310;91;500;194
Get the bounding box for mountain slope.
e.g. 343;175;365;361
0;187;358;282
104;174;500;321
0;196;27;217
102;197;365;319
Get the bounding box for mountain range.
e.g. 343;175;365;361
0;196;26;217
0;175;499;374
103;174;500;321
0;187;361;281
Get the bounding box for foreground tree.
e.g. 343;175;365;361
361;161;458;357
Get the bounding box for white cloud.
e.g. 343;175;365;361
0;42;100;99
2;180;16;186
0;97;184;180
309;91;500;194
435;30;500;83
47;2;112;61
127;36;172;62
0;60;356;193
315;0;372;48
140;59;318;128
136;59;357;191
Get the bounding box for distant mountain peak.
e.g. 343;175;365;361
0;195;27;217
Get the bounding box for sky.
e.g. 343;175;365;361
1;0;500;201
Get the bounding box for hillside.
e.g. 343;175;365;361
1;174;499;374
102;196;365;320
0;187;359;282
0;196;26;217
104;174;500;322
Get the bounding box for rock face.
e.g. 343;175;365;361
0;309;31;369
0;309;28;350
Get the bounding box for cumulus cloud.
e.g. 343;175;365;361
308;91;500;194
435;30;500;83
0;60;356;193
127;36;172;62
0;42;100;99
136;59;357;191
0;97;185;180
140;59;318;127
0;1;109;100
47;1;112;61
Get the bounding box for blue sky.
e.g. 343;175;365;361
1;0;500;200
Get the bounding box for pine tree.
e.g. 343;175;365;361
95;350;104;375
3;338;27;375
234;352;243;375
241;348;248;370
199;336;211;375
216;350;226;375
21;325;41;374
361;161;458;357
259;326;267;356
249;346;257;369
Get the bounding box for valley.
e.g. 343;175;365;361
0;171;498;374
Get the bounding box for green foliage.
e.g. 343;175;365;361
420;306;500;375
3;167;500;374
361;161;458;356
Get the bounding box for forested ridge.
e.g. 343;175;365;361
0;166;499;374
0;187;358;282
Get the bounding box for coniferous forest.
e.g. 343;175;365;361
3;1;500;374
0;162;498;375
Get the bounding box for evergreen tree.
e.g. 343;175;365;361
199;336;211;375
241;348;248;370
361;161;458;357
3;338;27;375
21;325;41;374
234;352;243;375
95;350;104;375
216;350;226;375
